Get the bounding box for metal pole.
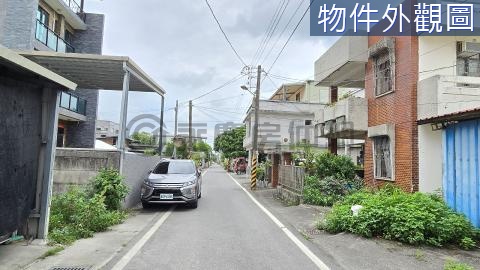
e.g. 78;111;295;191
118;67;130;171
173;100;178;158
158;95;164;156
251;65;261;190
189;100;193;156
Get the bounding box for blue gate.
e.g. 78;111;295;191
443;119;480;228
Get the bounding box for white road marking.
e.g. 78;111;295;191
110;205;176;270
109;168;209;270
226;173;331;270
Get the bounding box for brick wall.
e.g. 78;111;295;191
364;36;419;192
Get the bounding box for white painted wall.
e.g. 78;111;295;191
418;36;480;193
418;125;443;193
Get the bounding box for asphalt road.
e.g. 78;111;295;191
112;165;322;270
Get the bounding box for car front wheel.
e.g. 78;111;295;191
189;199;198;209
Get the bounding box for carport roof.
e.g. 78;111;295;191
0;46;76;90
18;51;166;95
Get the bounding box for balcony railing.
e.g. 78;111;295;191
35;20;75;53
62;0;82;14
60;91;87;116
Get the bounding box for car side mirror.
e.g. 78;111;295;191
148;169;152;174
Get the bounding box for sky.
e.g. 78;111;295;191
85;0;337;144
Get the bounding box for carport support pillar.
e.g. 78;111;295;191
158;95;165;156
37;88;60;239
118;67;130;172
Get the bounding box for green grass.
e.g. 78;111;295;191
38;246;64;259
444;260;474;270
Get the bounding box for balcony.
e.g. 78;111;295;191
43;0;87;30
59;91;87;121
418;75;480;122
62;0;82;14
35;20;75;53
315;97;367;139
314;36;367;88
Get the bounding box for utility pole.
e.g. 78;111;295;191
173;100;178;158
251;65;261;190
189;100;193;156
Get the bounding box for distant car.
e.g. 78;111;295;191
141;159;202;209
234;157;247;174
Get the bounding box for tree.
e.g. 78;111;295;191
131;132;155;145
164;139;188;159
193;141;212;161
214;126;247;159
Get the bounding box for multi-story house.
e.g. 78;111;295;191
314;33;480;227
0;0;104;148
243;81;329;186
243;80;364;186
314;35;368;167
96;120;120;146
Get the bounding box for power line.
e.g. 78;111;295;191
189;74;245;102
204;0;247;67
250;0;286;66
265;0;315;75
261;0;304;65
255;0;291;66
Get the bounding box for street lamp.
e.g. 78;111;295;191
240;85;254;96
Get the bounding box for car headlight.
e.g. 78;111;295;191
182;180;196;187
143;179;154;187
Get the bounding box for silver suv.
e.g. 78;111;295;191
141;159;202;209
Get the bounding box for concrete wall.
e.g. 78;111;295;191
418;125;443;193
121;153;161;208
52;149;161;209
0;0;38;50
53;148;121;193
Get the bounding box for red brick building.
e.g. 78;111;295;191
364;36;419;192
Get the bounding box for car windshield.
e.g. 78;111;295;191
152;161;196;174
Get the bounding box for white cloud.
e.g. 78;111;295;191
86;0;334;144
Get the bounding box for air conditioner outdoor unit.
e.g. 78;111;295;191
457;41;480;58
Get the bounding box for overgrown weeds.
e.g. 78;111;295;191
48;169;128;245
323;186;479;250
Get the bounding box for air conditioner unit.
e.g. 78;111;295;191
457;41;480;58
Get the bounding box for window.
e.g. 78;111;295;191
305;120;312;126
374;52;393;96
152;161;196;174
64;30;74;44
456;42;480;77
37;7;49;25
373;136;392;179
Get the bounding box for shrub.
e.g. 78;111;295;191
88;168;128;211
324;186;479;249
311;152;356;180
303;174;363;206
49;188;126;245
49;169;128;245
